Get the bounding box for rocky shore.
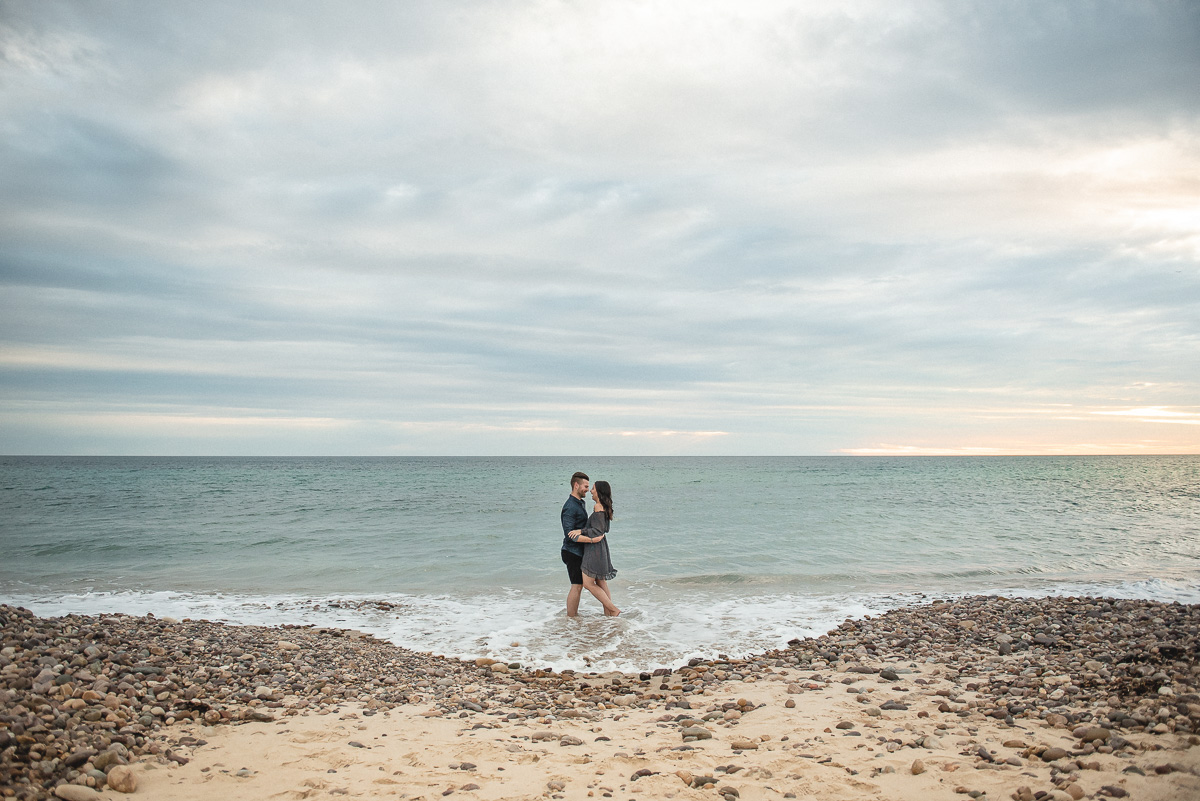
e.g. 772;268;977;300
2;594;1197;800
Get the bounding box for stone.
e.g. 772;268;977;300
54;787;100;801
277;641;301;650
911;759;926;775
559;735;582;746
730;739;758;750
681;726;712;740
106;765;138;793
1064;783;1085;800
1041;747;1070;762
1075;725;1110;742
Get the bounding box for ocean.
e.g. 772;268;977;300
1;455;1197;672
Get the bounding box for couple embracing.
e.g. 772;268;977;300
560;471;620;617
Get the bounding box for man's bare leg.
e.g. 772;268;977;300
567;584;582;617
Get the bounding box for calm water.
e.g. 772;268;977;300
2;456;1197;670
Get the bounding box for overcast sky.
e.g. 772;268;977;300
1;0;1198;455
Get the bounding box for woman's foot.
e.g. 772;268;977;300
604;606;621;617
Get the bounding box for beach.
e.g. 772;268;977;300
3;596;1198;801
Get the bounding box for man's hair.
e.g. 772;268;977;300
570;471;589;488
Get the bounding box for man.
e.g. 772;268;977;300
560;471;590;617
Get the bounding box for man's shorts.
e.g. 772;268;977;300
561;548;583;585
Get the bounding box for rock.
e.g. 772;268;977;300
730;739;758;750
93;750;126;772
255;685;276;700
546;781;566;792
1075;725;1110;742
54;787;100;801
880;669;899;681
277;641;301;650
64;749;97;768
559;735;582;746
911;759;926;775
785;698;796;708
1041;747;1070;762
835;721;855;729
1064;783;1085;800
1099;788;1128;798
681;726;712;740
106;764;138;793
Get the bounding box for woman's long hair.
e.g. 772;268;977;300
594;480;614;522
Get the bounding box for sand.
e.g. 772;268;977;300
132;665;1199;801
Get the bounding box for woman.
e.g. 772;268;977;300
569;480;620;616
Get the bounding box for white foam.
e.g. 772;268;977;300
4;576;1195;672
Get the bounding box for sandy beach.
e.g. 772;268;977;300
3;596;1198;800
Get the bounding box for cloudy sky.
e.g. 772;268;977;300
1;1;1198;456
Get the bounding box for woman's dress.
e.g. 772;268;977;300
580;510;617;581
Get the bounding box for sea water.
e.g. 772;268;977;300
1;455;1197;671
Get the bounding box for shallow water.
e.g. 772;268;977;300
2;455;1197;670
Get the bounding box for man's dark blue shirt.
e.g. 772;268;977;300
561;494;587;557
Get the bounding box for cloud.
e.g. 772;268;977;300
0;1;1198;454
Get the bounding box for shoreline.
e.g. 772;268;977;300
2;595;1198;800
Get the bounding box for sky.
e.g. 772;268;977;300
1;0;1198;456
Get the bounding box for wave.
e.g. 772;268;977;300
4;575;1196;673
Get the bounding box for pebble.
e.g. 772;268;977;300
52;789;98;801
2;593;1197;800
105;764;137;793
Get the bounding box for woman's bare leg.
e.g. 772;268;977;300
582;576;619;615
596;579;619;616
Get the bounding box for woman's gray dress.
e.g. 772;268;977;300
580;510;617;581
